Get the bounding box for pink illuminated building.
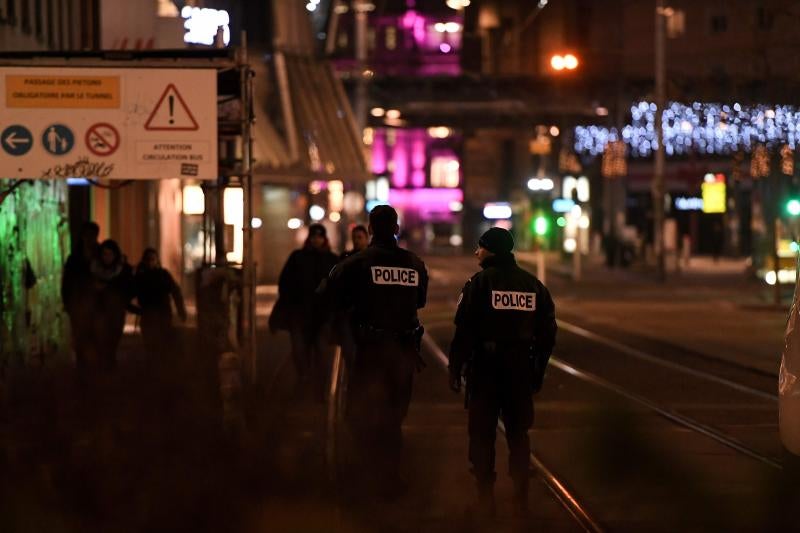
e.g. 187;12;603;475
330;1;463;77
328;1;466;247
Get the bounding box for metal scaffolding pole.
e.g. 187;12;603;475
239;32;257;381
653;0;667;281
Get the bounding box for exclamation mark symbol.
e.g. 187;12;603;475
168;95;175;124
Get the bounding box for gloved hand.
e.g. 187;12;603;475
449;370;462;393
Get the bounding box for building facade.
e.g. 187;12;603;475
0;0;99;364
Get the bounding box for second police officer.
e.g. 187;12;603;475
448;227;557;518
325;205;428;498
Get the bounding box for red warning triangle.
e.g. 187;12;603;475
144;84;199;131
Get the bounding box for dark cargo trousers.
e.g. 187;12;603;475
467;350;534;487
345;337;416;485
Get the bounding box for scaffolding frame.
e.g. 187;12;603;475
0;45;258;379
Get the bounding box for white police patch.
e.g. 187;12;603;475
371;266;419;286
491;291;536;311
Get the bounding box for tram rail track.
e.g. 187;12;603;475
421;310;777;402
423;319;783;472
421;333;606;533
557;320;777;402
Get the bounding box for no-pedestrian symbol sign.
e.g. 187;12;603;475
1;125;33;156
42;124;74;156
85;123;120;157
144;84;199;131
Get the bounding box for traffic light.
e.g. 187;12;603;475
533;215;549;236
787;198;800;217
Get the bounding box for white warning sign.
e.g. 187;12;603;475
144;84;199;131
0;67;217;180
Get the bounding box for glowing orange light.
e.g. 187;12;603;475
550;55;565;71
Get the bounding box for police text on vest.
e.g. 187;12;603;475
371;266;419;286
491;291;536;311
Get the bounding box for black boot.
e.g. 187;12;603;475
466;480;496;524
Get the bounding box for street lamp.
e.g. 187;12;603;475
786;199;800;217
550;53;579;71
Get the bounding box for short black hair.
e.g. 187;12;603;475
351;224;368;236
369;205;398;238
80;221;100;238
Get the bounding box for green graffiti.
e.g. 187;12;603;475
0;179;70;366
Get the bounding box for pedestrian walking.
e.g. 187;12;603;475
324;205;428;498
89;239;135;370
448;227;557;519
134;248;187;361
62;221;100;370
340;224;369;260
277;223;339;395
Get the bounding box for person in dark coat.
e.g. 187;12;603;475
134;248;187;359
449;227;557;519
340;224;369;260
89;239;135;370
62;221;100;370
323;205;428;498
278;223;339;391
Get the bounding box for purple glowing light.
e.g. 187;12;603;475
413;17;426;45
411;132;426;187
402;10;417;29
439;43;452;53
371;130;387;174
389;187;463;207
392;131;409;187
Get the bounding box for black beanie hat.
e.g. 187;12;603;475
308;223;327;238
478;227;514;255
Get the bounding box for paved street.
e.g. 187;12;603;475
2;253;798;531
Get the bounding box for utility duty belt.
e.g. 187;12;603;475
356;323;423;343
479;340;535;355
355;323;426;370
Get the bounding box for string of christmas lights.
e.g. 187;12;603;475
574;101;800;157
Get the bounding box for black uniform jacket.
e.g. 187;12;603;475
326;237;428;332
449;252;556;374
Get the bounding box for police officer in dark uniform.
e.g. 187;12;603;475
325;205;428;497
448;227;557;517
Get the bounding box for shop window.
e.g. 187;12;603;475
430;157;460;188
666;9;685;38
158;0;179;18
337;29;348;49
385;26;397;50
